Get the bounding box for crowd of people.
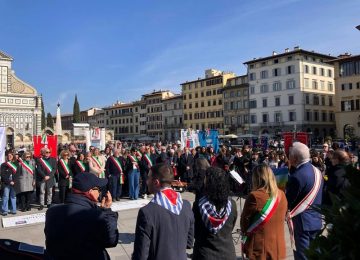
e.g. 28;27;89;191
0;140;358;259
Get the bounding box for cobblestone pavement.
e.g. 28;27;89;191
0;192;294;259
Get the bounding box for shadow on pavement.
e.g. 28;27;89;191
118;233;135;244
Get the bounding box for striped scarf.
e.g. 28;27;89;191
151;188;183;215
198;196;232;234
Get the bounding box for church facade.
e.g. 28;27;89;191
0;50;42;148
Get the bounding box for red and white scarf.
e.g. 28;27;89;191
151;188;183;215
198;196;232;234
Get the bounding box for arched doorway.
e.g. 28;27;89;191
6;127;14;149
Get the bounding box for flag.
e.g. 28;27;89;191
0;127;6;164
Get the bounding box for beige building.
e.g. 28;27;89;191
0;50;42;148
142;90;175;140
327;54;360;139
244;47;336;141
223;75;249;135
163;95;183;142
181;69;236;134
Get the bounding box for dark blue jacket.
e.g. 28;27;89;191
286;161;323;231
45;193;119;259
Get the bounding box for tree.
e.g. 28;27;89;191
46;112;54;129
73;94;80;123
41;96;46;130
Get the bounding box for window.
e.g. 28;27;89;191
273;82;282;91
189;94;192;99
183;104;187;109
189;103;192;109
201;92;204;97
328;82;334;91
306;110;312;121
260;70;268;79
195;92;198;98
212;89;216;95
320;80;325;90
206;90;211;96
213;100;216;106
244;100;248;108
357;82;360;89
312;67;317;75
329;112;334;121
224;102;229;110
263;98;267;108
183;95;186;100
260;84;269;93
250;114;257;124
250;86;255;94
312;80;318;90
244;115;249;123
287;65;295;74
249;100;257;108
286;80;296;89
275;97;281;106
287;56;293;61
219;99;222;105
249;73;256;81
289;95;294;105
262;114;268;123
289;111;296;121
329;96;333;106
322;112;327;121
230;91;235;97
314;111;319;121
261;61;266;66
237;90;241;97
195;102;198;108
201;101;204;107
321;96;326;106
274;59;279;64
208;100;211;106
237;101;242;109
304;65;309;73
328;69;332;77
320;68;325;76
250;64;254;69
313;95;319;105
274;112;282;122
273;68;281;77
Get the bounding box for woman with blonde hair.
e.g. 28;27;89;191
240;164;287;260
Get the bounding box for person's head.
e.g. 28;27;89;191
289;142;310;167
147;163;174;194
332;142;340;151
60;149;70;160
201;147;206;154
93;148;100;156
206;146;214;154
150;146;156;154
184;147;189;154
242;145;250;154
204;167;230;210
323;143;329;152
194;158;210;173
72;173;108;202
69;144;77;155
331;150;350;166
161;146;167;153
6;151;14;162
191;148;196;156
22;151;32;161
169;149;175;156
113;149;120;157
85;151;92;159
130;147;137;155
252;164;278;197
41;147;51;158
77;153;85;161
104;146;111;154
139;145;146;153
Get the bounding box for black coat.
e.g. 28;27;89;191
35;157;57;187
105;156;123;177
192;199;237;260
132;200;194;260
45;193;119;260
0;161;19;185
325;164;350;203
57;159;73;187
179;153;194;179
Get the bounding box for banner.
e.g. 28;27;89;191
198;129;219;153
0;127;6;164
295;132;309;146
33;135;58;158
283;132;309;156
180;129;200;150
272;167;289;191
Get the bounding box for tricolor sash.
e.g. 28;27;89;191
39;158;53;174
242;193;281;245
144;154;153;167
286;165;322;250
151;188;183;215
110;156;124;184
76;160;86;172
92;156;105;178
19;159;33;175
59;159;70;176
129;155;139;169
6;161;17;174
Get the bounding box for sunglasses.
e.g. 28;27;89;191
45;151;51;154
25;156;31;158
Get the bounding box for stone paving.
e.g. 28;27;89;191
0;192;294;259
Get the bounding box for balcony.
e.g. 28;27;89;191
164;124;184;129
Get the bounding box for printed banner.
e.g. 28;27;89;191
180;129;200;150
0;127;6;164
272;167;289;191
198;129;219;153
33;135;58;158
295;132;309;146
283;132;294;156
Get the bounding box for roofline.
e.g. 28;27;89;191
0;50;13;61
326;54;360;64
180;74;223;85
142;90;172;97
243;49;336;65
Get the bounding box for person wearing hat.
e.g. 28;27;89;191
44;173;119;260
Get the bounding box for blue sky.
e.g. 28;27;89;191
1;0;359;114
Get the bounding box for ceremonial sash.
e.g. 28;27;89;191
39;158;53;174
110;157;124;184
6;161;17;174
129;155;139;169
286;165;322;250
76;160;86;172
19;159;33;175
144;154;153;167
92;156;105;178
242;193;281;244
59;159;70;176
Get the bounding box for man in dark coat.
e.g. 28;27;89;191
45;173;119;260
132;163;194;260
105;149;124;201
36;147;57;210
286;142;323;260
179;147;194;183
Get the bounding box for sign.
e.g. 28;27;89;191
73;123;89;137
180;129;200;149
198;129;219;153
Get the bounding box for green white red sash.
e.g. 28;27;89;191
76;160;86;172
92;156;105;178
6;161;17;174
110;156;124;184
129;154;139;170
144;154;153;167
60;159;70;176
19;159;33;175
242;193;281;244
286;165;322;250
39;158;53;174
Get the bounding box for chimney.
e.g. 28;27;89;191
337;53;352;59
285;48;289;53
294;46;300;50
272;51;277;56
